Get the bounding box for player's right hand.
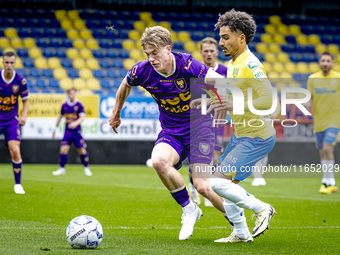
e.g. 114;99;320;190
52;130;56;139
108;113;121;134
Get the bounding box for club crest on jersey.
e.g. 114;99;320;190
12;85;19;93
22;78;27;85
199;143;210;155
132;65;138;75
232;68;239;78
174;78;188;91
216;135;223;144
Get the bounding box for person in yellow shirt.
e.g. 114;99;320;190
307;52;340;194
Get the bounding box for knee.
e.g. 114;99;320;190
10;145;20;158
151;156;169;174
323;146;332;156
194;181;211;197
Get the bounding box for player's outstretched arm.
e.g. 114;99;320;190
68;115;85;129
109;76;132;133
19;99;29;126
52;114;63;139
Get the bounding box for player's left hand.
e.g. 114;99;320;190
208;96;233;112
19;117;26;126
68;122;78;129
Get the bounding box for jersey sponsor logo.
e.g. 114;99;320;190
253;68;267;79
154;91;191;113
232;67;239;78
22;78;27;85
314;87;337;94
199;142;211;155
184;59;192;70
226;153;237;163
0;95;17;107
174;78;188;91
12;85;19;94
247;61;260;69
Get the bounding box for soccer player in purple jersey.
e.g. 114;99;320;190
109;26;230;240
0;51;29;194
52;88;92;176
189;37;228;207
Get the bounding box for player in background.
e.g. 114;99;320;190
0;51;29;194
307;52;340;194
52;88;92;176
191;9;276;243
109;26;232;241
189;37;228;207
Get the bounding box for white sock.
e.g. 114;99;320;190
253;160;263;179
234;221;250;239
60;167;65;171
183;201;196;214
261;155;268;166
321;160;336;186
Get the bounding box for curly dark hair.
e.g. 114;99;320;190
215;9;256;45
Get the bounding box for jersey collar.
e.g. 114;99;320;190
1;70;16;84
66;98;78;106
154;53;176;78
231;49;250;66
213;62;219;71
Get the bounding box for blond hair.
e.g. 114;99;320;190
140;26;172;49
200;37;218;50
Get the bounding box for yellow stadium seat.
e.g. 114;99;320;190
264;24;276;34
269;43;281;53
315;44;327;54
128;30;140;40
297;62;309;73
74;78;86;90
60;19;73;29
68;10;79;20
308;34;321;44
262;62;272;72
86;58;100;69
309;62;319;73
268;72;280;79
73;58;86;69
328;44;339;54
129;49;142;60
86;39;99;49
80;48;92;59
80;29;92;39
74;19;87;29
5;28;18;38
15;58;23;68
73;39;85;48
184;41;196;51
333;63;340;72
140;12;152;22
48;58;61;69
192;51;203;62
123;39;135;50
29;47;42;58
289;25;301;35
60;78;73;90
124;59;136;70
273;62;284;72
134;21;146;31
67;29;79;39
78;88;93;95
147;21;157;27
277;52;289;62
0;58;3;68
54;68;68;79
35;57;48;69
285;62;296;73
23;38;36;47
264;52;276;62
261;34;272;43
296;35;308;44
55;10;67;20
256;43;268;53
178;31;190;41
0;38;10;47
273;34;286;44
66;48;79;59
86;78;101;90
269;15;281;25
277;25;289;35
158;21;171;31
335;54;340;63
169;31;178;41
280;72;293;80
136;40;143;50
79;68;93;79
11;38;22;48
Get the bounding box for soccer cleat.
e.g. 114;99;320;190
84;167;92;176
14;184;25;194
189;183;201;205
252;205;276;238
204;198;213;207
214;232;253;243
52;168;66;176
319;184;338;194
179;204;203;240
251;178;266;186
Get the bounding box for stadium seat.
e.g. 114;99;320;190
285;62;296;73
55;10;67;20
11;38;22;48
277;52;290;62
262;62;272;72
309;62;319;73
80;29;92;39
112;39;122;49
79;68;93;79
99;39;112;48
62;39;73;48
74;20;86;30
41;89;52;94
191;32;204;41
55;89;65;94
26;79;33;89
113;59;123;69
48;57;61;69
285;35;296;44
273;34;286;44
60;19;73;30
184;41;197;52
93;70;104;79
158;21;171;31
296;35;308;44
36;38;49;48
264;24;276;34
303;53;316;63
107;70;117;79
129;49;142;60
100;59;110;69
264;52;276;62
73;39;85;48
315;44;327;53
93;29;106;39
18;28;30;38
289;25;301;35
290;53;303;62
56;29;67;38
42;69;53;78
74;78;86;90
114;79;122;88
61;58;73;68
67;29;79;39
29;68;40;78
101;80;111;89
78;88;93;95
60;78;73;90
49;78;60;89
309;34;321;44
261;34;272;43
50;38;62;48
23;58;34;68
73;58;86;69
178;31;190;41
119;49;130;59
122;40;135;50
273;62;284;72
268;71;280;79
35;57;48;69
53;68;68;79
256;43;268;53
87;78;101;90
43;48;54;58
87;58;100;69
68;69;79;78
305;45;316;53
297;62;309;73
80;48;92;59
128;30;140;40
36;79;46;89
328;44;339;54
16;68;26;77
0;37;10;47
269;43;281;53
86;39;99;49
269;15;281;25
17;48;28;58
5;28;18;38
28;47;42;58
93;50;104;58
173;42;184;51
192;51;203;62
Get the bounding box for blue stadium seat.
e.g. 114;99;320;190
281;44;294;53
113;60;123;68
99;39;113;48
119;69;127;78
55;89;64;94
172;22;185;31
101;80;111;89
93;90;105;95
31;28;44;37
50;39;62;48
191;31;204;41
290;53;303;62
93;70;104;79
45;28;57;38
23;58;34;68
321;35;333;44
248;45;256;52
256;25;265;34
293;73;305;82
119;49;129;58
42;69;53;78
13;18;25;27
86;20;101;29
68;69;79;78
56;49;66;58
30;68;40;78
218;51;228;61
173;42;184;51
333;35;340;44
100;59;110;69
16;69;27;77
41;89;52;94
93;29;106;38
253;53;264;62
301;25;313;35
61;59;73;68
62;39;73;48
196;22;209;31
294;44;306;53
252;35;261;43
36;79;46;89
152;11;166;21
37;38;50;48
116;30;128;39
314;25;326;34
303;53;315;63
49;79;60;89
17;48;28;58
112;39;122;49
305;45;316;53
29;88;39;93
26;19;39;28
26;79;33;88
285;35;296;44
107;70;117;79
56;29;67;38
43;48;54;58
0;30;4;37
18;28;30;37
100;19;112;28
107;49;119;58
93;50;104;58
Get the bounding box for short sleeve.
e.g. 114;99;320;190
126;64;141;87
78;103;86;116
185;56;210;79
20;78;29;100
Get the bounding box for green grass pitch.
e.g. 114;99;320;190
0;164;339;254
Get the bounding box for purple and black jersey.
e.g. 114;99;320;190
126;52;212;135
60;99;85;133
214;63;228;78
0;70;28;123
